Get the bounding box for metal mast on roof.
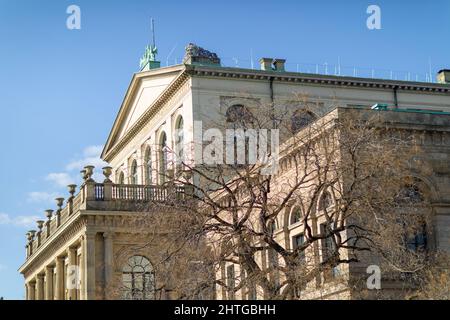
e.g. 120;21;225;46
151;18;156;48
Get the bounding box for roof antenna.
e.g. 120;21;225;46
151;18;156;49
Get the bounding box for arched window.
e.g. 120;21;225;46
159;132;168;184
318;191;333;211
122;255;155;300
118;171;125;184
130;160;138;184
291;110;317;133
144;147;152;185
290;207;302;225
175;117;184;166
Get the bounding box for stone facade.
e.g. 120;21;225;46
20;46;450;300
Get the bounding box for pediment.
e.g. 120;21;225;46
102;66;185;160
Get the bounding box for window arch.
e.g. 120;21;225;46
144;146;152;185
291;110;317;133
175;116;184;166
159;132;168;184
122;255;155;300
130;160;138;184
290;207;302;225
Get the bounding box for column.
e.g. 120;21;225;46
103;232;113;299
67;247;77;300
45;266;54;300
79;236;85;300
55;256;65;300
83;232;96;300
27;282;36;300
36;274;44;300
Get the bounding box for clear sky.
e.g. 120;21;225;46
0;0;449;299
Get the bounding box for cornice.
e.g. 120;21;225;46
185;65;450;94
102;64;449;162
19;213;87;277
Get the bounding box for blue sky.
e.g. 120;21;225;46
0;0;449;299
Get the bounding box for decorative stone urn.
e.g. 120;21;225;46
28;230;36;239
36;220;45;232
84;165;95;182
67;184;77;198
102;166;113;183
45;210;53;220
80;169;87;181
55;197;64;209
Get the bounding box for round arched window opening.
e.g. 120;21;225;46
159;132;168;184
144;147;152;185
290;207;302;225
175;117;184;166
130;160;138;184
122;255;155;300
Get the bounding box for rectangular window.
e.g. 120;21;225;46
320;223;339;280
293;234;306;262
226;265;235;300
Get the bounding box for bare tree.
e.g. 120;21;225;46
121;96;439;300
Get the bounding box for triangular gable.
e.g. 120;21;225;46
101;65;185;160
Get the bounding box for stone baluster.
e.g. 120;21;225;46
45;210;53;237
55;197;64;227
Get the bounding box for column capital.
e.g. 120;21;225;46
66;246;78;255
103;231;114;239
84;231;97;240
